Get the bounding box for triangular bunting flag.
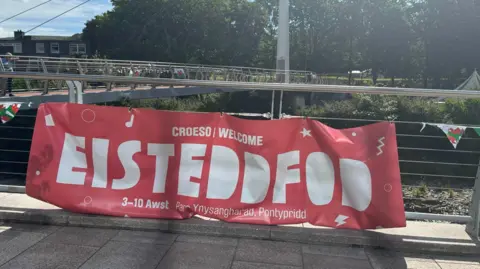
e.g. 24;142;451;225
0;102;22;124
473;127;480;137
434;124;466;149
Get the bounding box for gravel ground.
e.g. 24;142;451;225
403;186;473;216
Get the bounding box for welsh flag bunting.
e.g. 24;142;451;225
436;124;466;149
474;128;480;137
0;102;22;124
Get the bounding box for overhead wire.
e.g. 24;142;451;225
0;0;53;25
25;0;92;34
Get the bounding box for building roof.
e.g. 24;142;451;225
0;35;82;41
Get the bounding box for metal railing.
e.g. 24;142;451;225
0;70;479;238
0;55;322;95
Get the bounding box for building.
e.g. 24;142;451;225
0;30;89;57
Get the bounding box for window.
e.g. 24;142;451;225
12;43;22;53
36;43;45;53
50;42;60;54
69;43;86;55
1;43;22;53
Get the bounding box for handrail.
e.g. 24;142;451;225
0;54;314;75
1;71;480;98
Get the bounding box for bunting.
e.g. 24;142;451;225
420;123;467;148
474;128;480;137
436;124;466;149
0;102;22;124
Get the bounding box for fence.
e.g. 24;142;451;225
0;55;322;95
0;70;479;238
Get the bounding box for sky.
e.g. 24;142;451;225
0;0;112;38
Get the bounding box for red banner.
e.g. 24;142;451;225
26;103;406;230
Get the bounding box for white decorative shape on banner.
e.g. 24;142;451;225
241;152;270;204
111;141;141;190
335;214;349;227
300;128;311;137
384;184;393;193
178;144;206;198
306;152;334;206
273;151;300;204
340;159;372;211
125;114;135;128
148;144;175;193
206;146;240;199
81;109;96;123
57;133;87;185
83;196;92;206
35;170;40;176
44;114;55;126
435;124;467;149
91;138;110;189
376;137;385;156
352;132;357;137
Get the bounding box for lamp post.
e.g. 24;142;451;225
277;0;290;84
275;0;289;118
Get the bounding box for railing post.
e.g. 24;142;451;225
0;59;5;96
466;159;480;240
74;81;83;104
40;58;49;95
66;80;76;103
66;80;83;104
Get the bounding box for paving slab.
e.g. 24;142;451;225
231;261;301;269
79;241;169;269
176;234;238;246
235;239;303;267
303;253;373;269
302;244;367;259
0;232;48;266
0;242;98;269
112;230;177;245
0;192;479;256
156;241;236;269
365;249;440;269
0;222;478;269
41;226;118;247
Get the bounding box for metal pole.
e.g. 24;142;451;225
66;81;76;103
276;0;289;119
74;81;83;104
467;158;480;239
270;91;275;120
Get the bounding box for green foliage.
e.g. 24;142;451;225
109;94;225;112
447;188;455;199
83;0;267;67
412;183;429;198
82;0;480;88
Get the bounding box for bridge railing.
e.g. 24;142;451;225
0;71;479;238
0;55;321;94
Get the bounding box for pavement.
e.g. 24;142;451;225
0;192;479;268
0;222;479;269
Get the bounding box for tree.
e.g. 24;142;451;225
83;0;268;67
